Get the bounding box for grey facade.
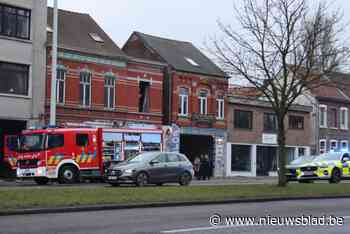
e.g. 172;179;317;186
0;0;47;127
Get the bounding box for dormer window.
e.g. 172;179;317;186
89;33;104;43
185;57;199;67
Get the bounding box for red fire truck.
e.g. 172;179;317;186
14;126;164;185
3;135;19;171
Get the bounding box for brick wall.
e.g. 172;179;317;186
227;103;312;147
45;54;164;125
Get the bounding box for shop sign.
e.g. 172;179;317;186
262;133;277;144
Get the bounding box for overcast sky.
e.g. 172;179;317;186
47;0;350;83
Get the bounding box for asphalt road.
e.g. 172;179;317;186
0;198;349;234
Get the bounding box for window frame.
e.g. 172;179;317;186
0;61;30;96
340;107;348;130
104;76;115;109
76;134;89;147
319;104;327;128
330;140;338;151
56;68;66;105
178;87;189;116
198;90;208;115
0;4;31;40
79;72;92;107
216;97;225;120
288;115;304;130
319;139;327;154
264;112;278;132
47;134;64;149
234;109;253;130
341;140;349;151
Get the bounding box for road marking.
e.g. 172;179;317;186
161;216;350;233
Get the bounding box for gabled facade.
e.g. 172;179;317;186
45;9;165;128
123;32;228;177
304;76;350;154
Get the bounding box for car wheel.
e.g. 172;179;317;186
135;172;149;187
58;165;79;184
179;172;192;186
34;178;49;185
329;168;341;184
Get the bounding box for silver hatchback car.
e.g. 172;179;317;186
106;151;194;187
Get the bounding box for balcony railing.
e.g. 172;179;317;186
191;113;216;125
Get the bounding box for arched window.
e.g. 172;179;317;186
178;87;189;116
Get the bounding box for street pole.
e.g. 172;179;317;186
49;0;58;126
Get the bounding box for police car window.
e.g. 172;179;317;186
76;134;89;147
48;134;64;149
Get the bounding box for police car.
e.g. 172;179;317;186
286;151;350;183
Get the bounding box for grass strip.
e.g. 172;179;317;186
1;184;350;210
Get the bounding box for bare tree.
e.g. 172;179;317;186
212;0;349;186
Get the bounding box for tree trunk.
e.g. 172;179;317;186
277;116;287;187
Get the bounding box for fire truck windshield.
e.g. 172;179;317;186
19;134;46;153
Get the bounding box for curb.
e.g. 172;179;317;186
1;195;350;216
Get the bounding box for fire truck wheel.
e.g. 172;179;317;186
58;165;79;184
34;178;49;185
135;172;149;187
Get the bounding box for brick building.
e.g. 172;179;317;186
45;9;165;127
226;88;312;177
301;74;350;154
123;32;228;177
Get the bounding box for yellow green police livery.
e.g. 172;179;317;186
286;152;350;183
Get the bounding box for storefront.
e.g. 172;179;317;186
226;142;310;177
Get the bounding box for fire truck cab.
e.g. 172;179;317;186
16;128;103;185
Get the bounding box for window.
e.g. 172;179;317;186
198;90;208;115
139;81;150;113
167;153;181;163
340;107;348;130
289;115;304;130
89;33;104;43
216;96;224;120
0;61;29;95
0;4;31;39
298;148;306;157
178;88;189;116
319;140;327;154
329;108;337;128
76;134;89;147
79;72;91;107
185;57;199;67
341;140;349;151
319;105;327;128
153;154;167;163
48;134;64;149
264;113;277;132
330;140;338;151
104;76;115;109
234;110;253;129
56;69;65;104
231;145;251;171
